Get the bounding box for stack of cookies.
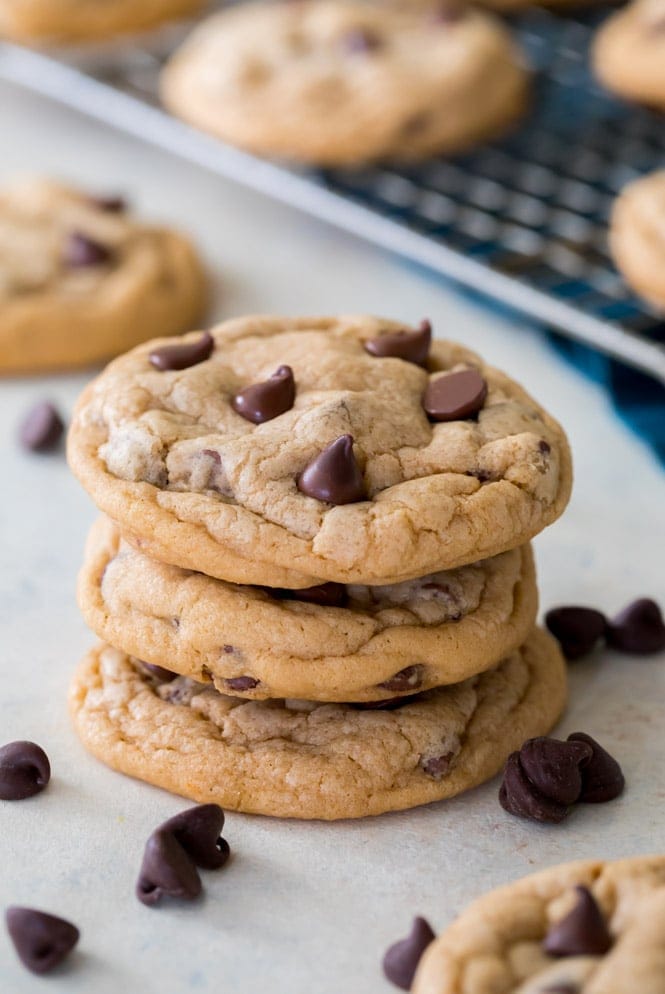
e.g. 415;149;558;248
67;315;572;820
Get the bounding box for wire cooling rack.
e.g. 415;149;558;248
1;6;664;381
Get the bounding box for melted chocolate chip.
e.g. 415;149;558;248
231;365;296;424
291;583;348;608
380;665;423;693
364;320;432;366
543;886;612;957
18;401;64;452
0;741;51;800
141;662;177;682
297;434;366;504
91;194;127;213
383;916;435;990
342;27;382;53
567;732;624;803
542;986;578;994
606;598;665;654
499;752;570;824
545;607;607;661
539;439;552;454
428;1;466;24
149;331;214;372
422;752;455;779
518;737;593;806
160;804;229;870
423;369;488;422
225;676;259;692
62;231;112;268
136;830;202;906
352;696;414;711
5;908;79;975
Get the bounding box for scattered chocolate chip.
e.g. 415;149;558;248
342;27;382;54
18;401;64;452
380;665;423;693
364;320;431;366
499;752;570;824
291;583;348;608
518;737;593;806
159;804;229;870
567;732;624;803
136;830;202;906
5;907;79;974
225;676;259;692
231;365;296;424
606;598;665;655
62;231;112;268
545;607;607;661
297;434;366;505
543;886;612;957
141;662;177;682
149;331;214;372
0;741;51;801
423;369;487;422
90;194;127;213
422;752;455;780
383;916;435;990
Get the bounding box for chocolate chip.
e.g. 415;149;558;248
539;439;551;454
136;830;202;906
428;1;466;24
499;752;570;823
297;434;366;504
141;662;177;682
606;598;665;655
225;676;259;692
422;752;455;780
159;804;229;870
291;583;348;608
18;401;64;452
364;320;431;366
5;908;79;975
542;986;578;994
518;737;593;806
545;607;607;661
342;27;382;54
567;732;624;803
543;886;612;957
149;331;214;372
352;697;414;711
380;665;423;693
383;916;435;990
231;365;296;424
90;194;127;213
423;369;487;422
222;644;235;654
62;231;112;268
0;741;51;800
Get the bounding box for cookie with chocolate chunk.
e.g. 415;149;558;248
593;0;665;111
78;516;538;702
161;1;528;165
413;855;665;993
0;179;207;373
67;315;572;588
610;171;665;311
69;628;566;819
0;0;203;43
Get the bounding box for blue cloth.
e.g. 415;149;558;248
548;332;665;467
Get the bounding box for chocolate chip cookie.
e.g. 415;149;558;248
67;315;572;588
78;516;538;702
610;170;665;311
0;179;207;373
0;0;204;43
69;627;566;819
593;0;665;111
413;855;665;993
161;1;529;165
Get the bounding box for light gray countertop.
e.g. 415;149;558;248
0;80;663;994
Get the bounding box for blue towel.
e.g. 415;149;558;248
548;333;665;467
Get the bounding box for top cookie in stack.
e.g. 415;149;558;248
68;315;572;819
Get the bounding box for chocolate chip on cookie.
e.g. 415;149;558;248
231;365;295;424
18;401;64;452
289;582;348;608
606;598;665;655
423;369;487;422
545;606;607;661
5;908;79;975
225;676;260;692
341;26;382;54
62;231;112;268
383;916;435;990
297;434;366;504
543;886;612;957
380;665;424;693
91;194;127;213
149;330;214;371
0;741;51;800
364;320;431;366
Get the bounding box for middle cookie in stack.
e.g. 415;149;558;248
68;314;572;819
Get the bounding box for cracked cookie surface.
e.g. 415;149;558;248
0;179;207;372
414;855;665;994
67;314;572;587
79;516;538;702
69;627;566;819
161;1;528;165
610;170;665;311
0;0;203;43
593;0;665;111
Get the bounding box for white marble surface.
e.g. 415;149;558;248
0;81;664;993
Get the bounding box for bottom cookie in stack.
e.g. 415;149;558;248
69;628;566;820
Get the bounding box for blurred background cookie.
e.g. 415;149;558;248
0;0;206;44
593;0;665;109
610;171;665;311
